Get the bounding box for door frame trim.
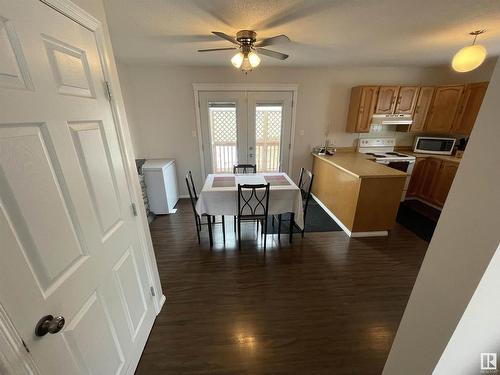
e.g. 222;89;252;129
193;83;299;177
1;1;164;373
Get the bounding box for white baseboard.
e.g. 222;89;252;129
158;294;166;314
311;194;388;238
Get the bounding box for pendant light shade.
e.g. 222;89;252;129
231;50;261;72
231;52;244;68
451;30;487;73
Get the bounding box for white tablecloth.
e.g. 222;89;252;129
195;173;304;229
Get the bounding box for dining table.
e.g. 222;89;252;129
195;172;304;245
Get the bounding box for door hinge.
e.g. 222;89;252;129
289;143;291;150
291;100;294;108
131;202;138;216
22;339;30;353
105;81;113;101
150;286;156;297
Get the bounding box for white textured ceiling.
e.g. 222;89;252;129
103;0;500;67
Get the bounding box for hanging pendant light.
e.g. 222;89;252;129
452;30;487;73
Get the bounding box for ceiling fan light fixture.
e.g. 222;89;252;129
248;51;261;68
451;30;487;73
231;52;244;68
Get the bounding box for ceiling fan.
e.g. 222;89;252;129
198;30;290;72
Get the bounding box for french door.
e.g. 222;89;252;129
199;91;293;174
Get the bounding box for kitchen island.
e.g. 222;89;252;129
311;152;407;236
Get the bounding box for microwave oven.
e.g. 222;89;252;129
413;137;456;155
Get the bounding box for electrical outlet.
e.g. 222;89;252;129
299;129;305;136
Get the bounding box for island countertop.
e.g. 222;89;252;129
312;152;407;178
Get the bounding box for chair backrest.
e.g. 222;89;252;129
185;171;198;215
233;164;257;174
298;167;314;213
237;183;270;219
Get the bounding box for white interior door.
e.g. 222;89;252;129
199;90;293;174
0;1;155;374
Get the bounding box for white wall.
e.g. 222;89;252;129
116;61;494;195
434;243;500;374
383;60;500;374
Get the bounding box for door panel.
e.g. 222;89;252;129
199;91;247;173
248;92;293;172
452;82;488;135
0;1;155;373
395;86;419;114
375;86;399;114
425;85;464;133
410;87;434;133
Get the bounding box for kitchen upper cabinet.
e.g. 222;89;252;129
431;161;458;206
346;86;379;133
425;85;464;134
452;82;489;135
395;86;420;114
375;86;399;114
418;158;442;201
410;86;435;133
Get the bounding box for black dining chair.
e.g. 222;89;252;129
232;163;257;231
185;171;225;246
274;168;314;240
233;164;257;174
237;183;270;250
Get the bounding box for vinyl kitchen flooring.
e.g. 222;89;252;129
135;199;428;375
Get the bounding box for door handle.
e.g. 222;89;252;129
35;315;65;336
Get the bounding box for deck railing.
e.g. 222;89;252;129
212;141;280;173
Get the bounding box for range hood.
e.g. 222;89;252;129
371;114;413;125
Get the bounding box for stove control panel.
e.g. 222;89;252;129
358;138;396;147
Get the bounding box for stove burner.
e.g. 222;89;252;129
366;153;387;158
386;152;409;157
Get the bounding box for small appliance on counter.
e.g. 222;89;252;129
413;136;456;155
358;137;416;200
455;137;468;158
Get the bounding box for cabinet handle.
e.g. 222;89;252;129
415;105;420;114
397;96;402;104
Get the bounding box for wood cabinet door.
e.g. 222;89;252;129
452;82;488;135
410;86;434;133
356;86;379;132
419;158;442;201
425;85;464;134
431;161;459;206
407;157;426;196
375;86;399;114
395;86;420;114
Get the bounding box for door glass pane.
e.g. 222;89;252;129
255;105;282;172
209;103;237;173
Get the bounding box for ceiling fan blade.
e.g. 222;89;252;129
198;47;238;52
255;34;290;47
256;48;289;60
212;31;238;45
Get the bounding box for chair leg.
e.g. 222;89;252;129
272;215;275;228
289;212;295;243
212;215;216;223
278;214;282;241
222;215;226;243
263;217;268;250
301;228;305;238
207;215;213;247
234;216;236;233
195;217;200;244
238;217;241;250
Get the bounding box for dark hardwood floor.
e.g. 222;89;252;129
135;199;428;375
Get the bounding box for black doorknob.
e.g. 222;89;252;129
35;315;65;337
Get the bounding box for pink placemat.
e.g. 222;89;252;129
212;176;236;188
264;175;291;186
